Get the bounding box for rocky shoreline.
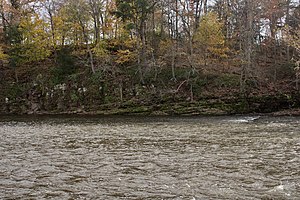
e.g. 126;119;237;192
1;93;300;117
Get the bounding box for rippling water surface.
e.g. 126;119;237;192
0;115;299;199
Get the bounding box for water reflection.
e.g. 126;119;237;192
0;116;299;199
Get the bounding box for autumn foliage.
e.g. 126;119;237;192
0;0;300;114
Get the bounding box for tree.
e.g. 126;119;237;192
18;13;51;62
284;7;300;89
87;0;104;43
240;0;255;93
261;0;286;38
41;0;59;48
194;12;227;66
1;0;35;82
64;0;95;73
114;0;156;83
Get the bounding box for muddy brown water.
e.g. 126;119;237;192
0;115;299;199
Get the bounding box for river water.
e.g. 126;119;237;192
0;115;299;199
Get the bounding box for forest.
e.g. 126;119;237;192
0;0;300;115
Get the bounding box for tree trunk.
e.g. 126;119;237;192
48;10;58;63
136;29;144;84
286;0;291;61
203;0;208;14
140;21;146;84
81;24;95;74
241;0;254;94
194;0;202;31
171;40;176;81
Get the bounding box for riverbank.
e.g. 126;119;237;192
1;92;299;116
1;48;299;117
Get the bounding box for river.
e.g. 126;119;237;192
0;115;299;199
